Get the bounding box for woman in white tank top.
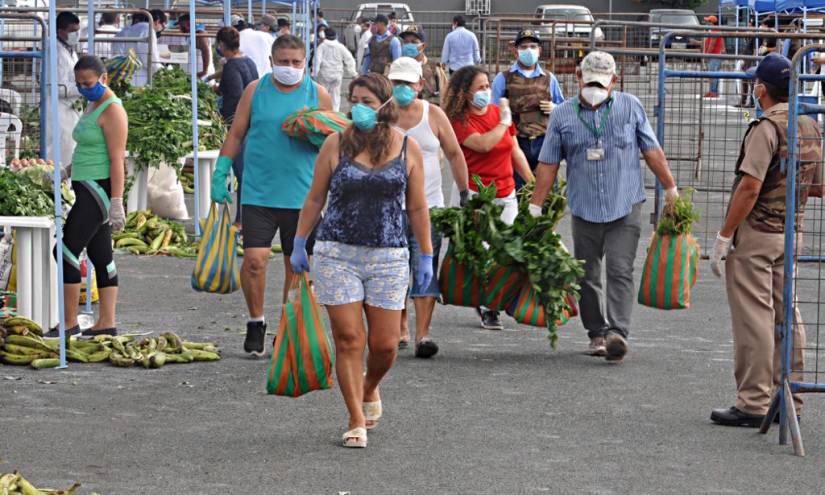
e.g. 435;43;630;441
388;57;470;358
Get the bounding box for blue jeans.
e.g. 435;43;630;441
516;135;545;190
404;214;442;298
708;58;721;93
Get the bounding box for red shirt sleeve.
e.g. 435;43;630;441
452;118;473;145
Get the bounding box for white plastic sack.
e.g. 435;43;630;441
147;163;189;220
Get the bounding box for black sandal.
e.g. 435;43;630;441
414;339;439;359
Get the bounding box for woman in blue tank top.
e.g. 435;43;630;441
291;74;434;449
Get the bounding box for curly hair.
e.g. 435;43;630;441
342;74;400;165
443;65;487;124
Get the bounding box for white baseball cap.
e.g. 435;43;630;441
580;51;616;88
388;57;423;84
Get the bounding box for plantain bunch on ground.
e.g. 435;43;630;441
0;317;220;370
0;471;80;495
115;209;196;257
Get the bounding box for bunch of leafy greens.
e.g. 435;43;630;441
429;177;507;276
431;177;584;347
121;68;226;173
0;169;54;217
656;187;700;236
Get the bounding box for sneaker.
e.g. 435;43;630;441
605;332;628;362
586;337;606;357
480;310;504;331
244;321;267;357
43;325;82;339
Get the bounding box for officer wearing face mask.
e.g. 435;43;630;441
530;51;679;364
491;29;565;190
210;34;333;357
45;11;82;174
398;25;447;106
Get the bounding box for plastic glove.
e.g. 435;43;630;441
417;253;434;290
459;189;469;207
290;235;310;274
664;186;679;212
528;203;542;218
210;155;233;204
499;97;512;127
711;232;732;278
109;197;126;231
539;100;555;115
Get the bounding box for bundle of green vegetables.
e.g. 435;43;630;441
656;187;700;236
0;169;54;217
121;68;226;174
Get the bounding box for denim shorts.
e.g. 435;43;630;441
313;241;410;310
404;215;442;298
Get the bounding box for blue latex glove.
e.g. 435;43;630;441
210;156;233;204
290;236;310;273
417;253;434;290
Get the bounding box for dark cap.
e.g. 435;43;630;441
374;14;389;25
277;17;290;27
325;27;337;40
515;28;540;45
400;24;426;42
755;53;791;88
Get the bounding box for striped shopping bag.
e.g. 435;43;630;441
506;282;578;327
267;274;335;397
482;264;525;311
105;49;142;86
637;232;701;310
191;204;241;294
438;247;482;307
282;108;351;148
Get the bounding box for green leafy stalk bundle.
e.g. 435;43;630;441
656;187;700;236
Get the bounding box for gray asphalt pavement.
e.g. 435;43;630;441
3;199;825;495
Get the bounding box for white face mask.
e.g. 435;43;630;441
272;64;304;86
581;86;609;106
67;31;80;46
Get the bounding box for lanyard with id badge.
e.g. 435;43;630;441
574;100;612;161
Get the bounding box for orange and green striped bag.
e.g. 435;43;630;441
637;232;701;310
506;283;578;327
482;264;525;310
267;274;335;397
191;204;240;294
438;248;483;307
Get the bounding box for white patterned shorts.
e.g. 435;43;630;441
313;241;410;310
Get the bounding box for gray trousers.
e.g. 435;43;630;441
571;204;642;339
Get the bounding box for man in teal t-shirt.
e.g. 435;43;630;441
211;34;333;356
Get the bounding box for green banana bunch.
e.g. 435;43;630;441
1;316;43;336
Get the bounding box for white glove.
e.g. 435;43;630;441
528;203;542;218
109;197;126;232
539;100;555;115
499;97;512;127
711;232;732;278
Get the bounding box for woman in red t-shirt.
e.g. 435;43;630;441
442;65;534;331
443;65;533;226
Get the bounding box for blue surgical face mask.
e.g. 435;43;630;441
393;84;416;107
472;89;491;109
752;84;762;111
77;80;106;102
402;43;420;58
351;98;392;131
518;47;539;67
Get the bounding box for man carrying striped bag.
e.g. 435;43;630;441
528;51;679;363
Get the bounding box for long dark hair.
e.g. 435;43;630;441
342;74;399;165
443;65;487;124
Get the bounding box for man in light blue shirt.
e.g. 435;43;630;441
491;29;565;189
529;51;679;363
441;15;480;73
361;14;401;74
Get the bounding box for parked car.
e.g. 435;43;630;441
648;9;700;48
342;3;414;53
534;5;604;41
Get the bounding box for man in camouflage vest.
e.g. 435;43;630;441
491;29;566;189
399;25;448;106
361;14;400;75
711;55;824;427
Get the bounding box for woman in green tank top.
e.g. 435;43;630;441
45;56;129;339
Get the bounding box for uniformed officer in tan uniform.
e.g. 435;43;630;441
711;55;824;427
490;29;566;189
398;25;448;106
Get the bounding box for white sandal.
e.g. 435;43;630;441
364;400;382;430
342;427;368;448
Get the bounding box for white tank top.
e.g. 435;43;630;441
398;100;443;208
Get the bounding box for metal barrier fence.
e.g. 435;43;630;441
760;43;825;456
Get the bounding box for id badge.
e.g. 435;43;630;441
586;147;605;161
